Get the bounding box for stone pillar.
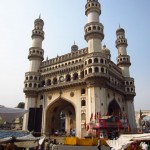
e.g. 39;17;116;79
126;100;137;131
65;113;70;135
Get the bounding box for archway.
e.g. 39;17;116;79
45;98;76;136
108;99;121;116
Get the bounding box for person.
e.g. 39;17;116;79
97;138;101;150
38;143;44;150
44;139;49;150
49;141;54;150
6;142;17;150
141;142;148;150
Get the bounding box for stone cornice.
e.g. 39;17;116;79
38;80;86;92
84;52;107;60
41;48;88;68
41;62;84;77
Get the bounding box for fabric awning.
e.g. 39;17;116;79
106;133;150;150
0;133;44;148
0;105;28;122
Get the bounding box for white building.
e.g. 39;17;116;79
23;0;136;138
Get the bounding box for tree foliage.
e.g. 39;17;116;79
17;102;25;108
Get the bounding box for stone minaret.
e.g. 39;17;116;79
116;27;136;130
84;0;104;53
116;27;130;77
23;16;44;130
84;0;108;124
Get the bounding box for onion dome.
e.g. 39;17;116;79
71;42;78;52
102;44;110;55
34;14;44;25
116;25;125;35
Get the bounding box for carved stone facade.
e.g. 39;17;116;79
23;0;136;138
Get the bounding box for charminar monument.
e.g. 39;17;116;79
23;0;136;138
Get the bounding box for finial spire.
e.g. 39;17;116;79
39;14;41;19
119;24;121;28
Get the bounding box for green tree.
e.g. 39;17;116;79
17;102;25;108
139;109;147;128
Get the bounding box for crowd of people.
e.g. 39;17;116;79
0;138;60;150
37;139;57;150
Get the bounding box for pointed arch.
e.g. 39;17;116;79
45;97;76;136
108;99;121;116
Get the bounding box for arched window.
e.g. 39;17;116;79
88;27;91;31
95;67;99;73
89;68;92;73
53;78;57;85
81;88;86;95
85;70;87;75
85;61;87;65
40;95;43;100
80;71;84;79
30;76;33;80
40;80;45;87
66;74;71;82
25;84;27;87
88;59;92;64
47;79;51;86
93;26;96;30
73;73;78;80
101;67;104;73
26;77;28;80
34;76;37;80
100;59;104;64
34;83;37;88
29;83;32;87
94;58;98;63
81;100;86;107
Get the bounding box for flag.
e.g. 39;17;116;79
90;113;93;121
97;112;99;118
86;124;89;131
84;120;86;128
128;124;131;132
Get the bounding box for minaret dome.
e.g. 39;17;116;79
71;42;78;52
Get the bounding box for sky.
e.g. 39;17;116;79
0;0;149;111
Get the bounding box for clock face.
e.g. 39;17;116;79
59;76;64;82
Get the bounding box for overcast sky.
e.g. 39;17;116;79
0;0;149;111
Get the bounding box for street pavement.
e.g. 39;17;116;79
52;145;110;150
